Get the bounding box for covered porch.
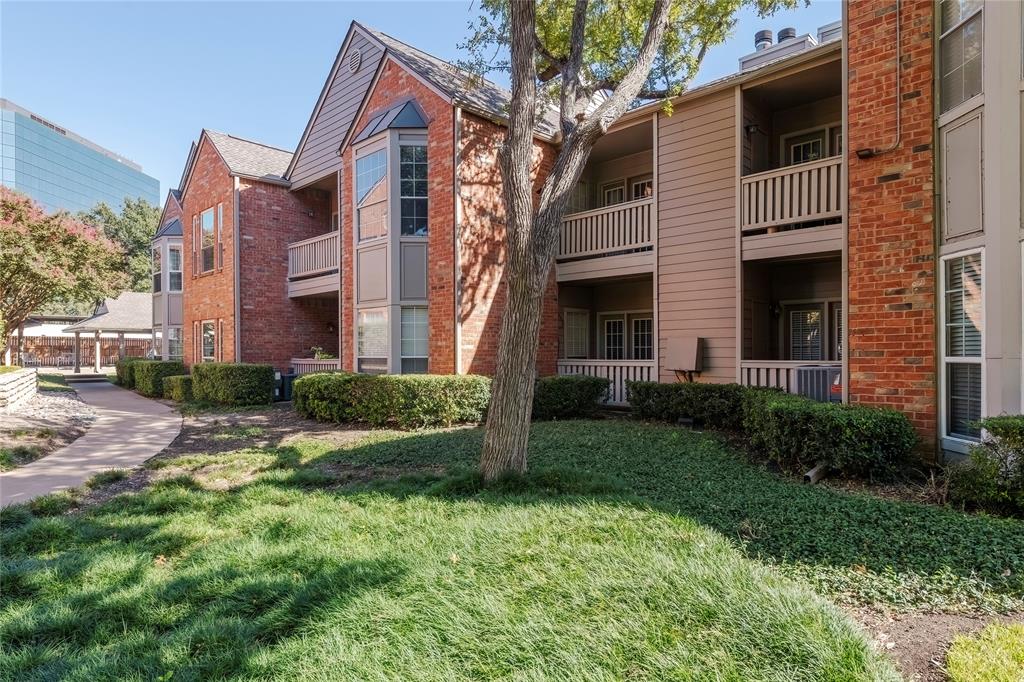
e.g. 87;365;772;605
557;273;655;405
741;254;842;400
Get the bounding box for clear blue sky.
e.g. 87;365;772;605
1;1;840;204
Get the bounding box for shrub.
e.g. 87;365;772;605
115;357;143;388
948;415;1024;516
742;388;916;477
294;372;491;428
626;381;747;430
132;360;186;397
191;363;274;406
163;375;193;402
532;375;610;420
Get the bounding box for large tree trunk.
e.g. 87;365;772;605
480;270;546;479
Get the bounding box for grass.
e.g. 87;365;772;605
36;372;73;392
0;365;23;374
0;445;43;471
2;421;1022;680
212;425;267;441
947;623;1024;681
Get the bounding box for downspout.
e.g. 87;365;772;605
841;0;850;403
233;176;242;362
453;106;463;374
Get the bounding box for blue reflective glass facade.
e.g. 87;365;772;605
1;102;159;214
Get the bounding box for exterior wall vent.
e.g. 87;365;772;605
348;49;362;74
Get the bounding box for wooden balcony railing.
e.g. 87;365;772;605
739;360;841;396
288;231;338;280
292;358;341;375
558;198;653;261
740;156;842;232
556;359;654;406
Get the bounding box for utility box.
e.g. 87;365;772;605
665;336;704;373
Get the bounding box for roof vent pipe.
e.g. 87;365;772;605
777;27;797;42
754;29;773;51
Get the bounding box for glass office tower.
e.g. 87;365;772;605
0;98;159;213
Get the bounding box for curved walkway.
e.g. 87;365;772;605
0;382;181;507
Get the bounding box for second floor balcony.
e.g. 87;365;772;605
287;230;339;297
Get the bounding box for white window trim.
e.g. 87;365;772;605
777;298;842;362
601;181;626;207
939;248;986;451
152;246;162;293
199;207;216;273
937;2;985;117
631;315;654;361
200;319;216;363
562;308;590;359
352;138;390;244
779;122;841;166
168;246;183;293
398;140;429;239
596;309;654;360
399;305;428;373
630;175;653;201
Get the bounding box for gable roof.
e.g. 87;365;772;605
204;130;293;184
358;23;560;139
62;291;153;334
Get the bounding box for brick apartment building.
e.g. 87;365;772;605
163;2;1021;458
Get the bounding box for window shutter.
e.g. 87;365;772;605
192;215;199;276
216;203;224;269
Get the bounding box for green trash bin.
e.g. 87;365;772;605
275;372;298;402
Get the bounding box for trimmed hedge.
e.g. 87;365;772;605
532;375;610;420
741;388;916;476
163;375;193;403
627;380;916;477
191;363;275;406
294;372;491;428
948;415;1024;516
132;360;186;397
115;357;143;388
626;381;747;430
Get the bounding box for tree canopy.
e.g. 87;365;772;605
0;188;126;355
80;197;160;292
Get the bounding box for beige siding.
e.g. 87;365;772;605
290;32;384;189
657;89;737;382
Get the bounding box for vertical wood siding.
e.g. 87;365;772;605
656;90;737;383
290;33;385;189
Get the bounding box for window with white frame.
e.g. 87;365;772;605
400;306;428;373
602;182;625;207
632;317;653;360
631;177;653;201
604;318;625;360
168;247;182;292
167;327;183;360
153;326;162;359
356;148;388;241
832;302;843;361
944;252;983;440
563;310;589;359
939;0;983;113
152;247;162;293
399;144;428;236
200;208;215;272
201;321;216;362
357;308;388;374
790;137;823;164
789;309;823;361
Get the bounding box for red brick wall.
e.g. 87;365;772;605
457;113;559;376
847;0;937;444
181;136;236;367
237;181;336;371
340;58;456;373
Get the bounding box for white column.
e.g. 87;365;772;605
74;332;81;373
118;332;126;360
93;331;101;373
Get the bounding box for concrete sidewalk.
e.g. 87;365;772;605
1;382;181;506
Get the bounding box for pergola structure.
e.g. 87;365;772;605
62;292;153;373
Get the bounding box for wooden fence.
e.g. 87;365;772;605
6;336;151;367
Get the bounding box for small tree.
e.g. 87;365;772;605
0;188;126;361
469;0;794;479
80;197;160;292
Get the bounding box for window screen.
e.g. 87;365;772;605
939;0;983;113
563;310;589;359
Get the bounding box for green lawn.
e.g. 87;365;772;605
2;421;1022;680
947;623;1024;682
36;372;74;392
0;365;23;374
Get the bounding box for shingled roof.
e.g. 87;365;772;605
203;130;293;184
63;291;153;334
359;24;561;139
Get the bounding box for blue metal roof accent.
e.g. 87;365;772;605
351;100;427;145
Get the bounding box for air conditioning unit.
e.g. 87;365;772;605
796;365;842;403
